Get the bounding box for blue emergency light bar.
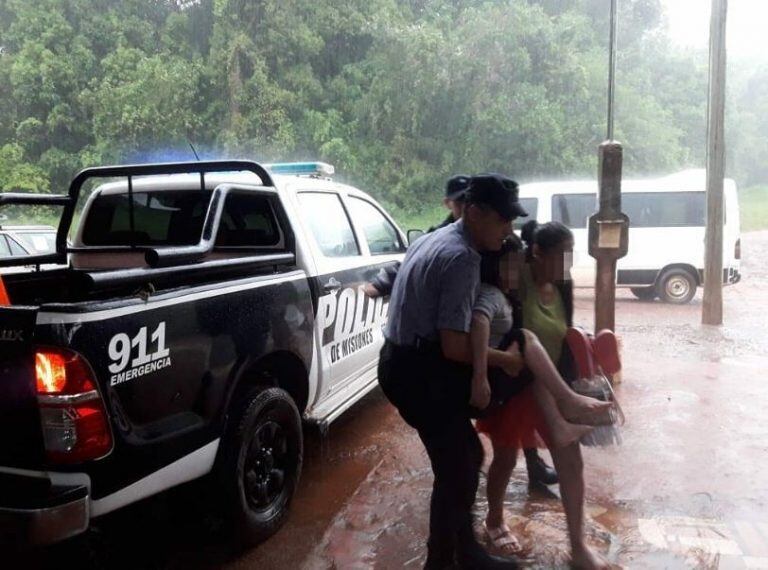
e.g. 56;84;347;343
265;162;335;177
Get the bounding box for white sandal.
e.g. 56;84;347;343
484;522;522;554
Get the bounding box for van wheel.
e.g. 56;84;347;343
630;287;657;301
215;386;303;546
657;268;697;304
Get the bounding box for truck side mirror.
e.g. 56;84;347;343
407;229;425;245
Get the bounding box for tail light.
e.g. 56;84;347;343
0;275;10;305
35;347;112;464
735;238;741;260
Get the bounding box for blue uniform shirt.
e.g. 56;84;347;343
385;220;480;346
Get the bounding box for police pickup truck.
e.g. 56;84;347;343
0;160;406;546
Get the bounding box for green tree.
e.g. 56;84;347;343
0;143;49;192
0;0;763;221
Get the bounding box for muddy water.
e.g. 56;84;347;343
305;231;768;569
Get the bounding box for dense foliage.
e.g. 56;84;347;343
0;0;765;218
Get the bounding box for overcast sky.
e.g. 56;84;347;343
661;0;768;59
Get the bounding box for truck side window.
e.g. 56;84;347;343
346;197;406;255
216;194;282;247
297;192;360;258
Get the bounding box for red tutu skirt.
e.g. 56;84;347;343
476;386;550;449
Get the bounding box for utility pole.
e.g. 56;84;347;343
590;0;628;334
702;0;728;326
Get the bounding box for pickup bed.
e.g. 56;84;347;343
0;160;406;546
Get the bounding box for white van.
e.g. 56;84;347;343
516;170;741;304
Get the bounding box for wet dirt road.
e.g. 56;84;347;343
16;231;768;569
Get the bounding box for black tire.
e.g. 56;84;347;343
630;286;657;301
656;268;697;304
215;386;303;546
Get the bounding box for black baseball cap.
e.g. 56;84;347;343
445;174;470;201
465;173;528;221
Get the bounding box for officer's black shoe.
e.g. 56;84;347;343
524;448;559;487
456;541;519;569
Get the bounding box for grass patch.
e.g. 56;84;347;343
388;204;449;232
740;185;768;232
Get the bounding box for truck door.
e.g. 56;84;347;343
296;191;403;400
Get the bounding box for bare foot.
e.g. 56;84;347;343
559;393;614;425
572;545;612;570
550;422;594;448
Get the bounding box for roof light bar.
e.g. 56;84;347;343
265;162;335;177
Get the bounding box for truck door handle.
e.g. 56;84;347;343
323;277;342;292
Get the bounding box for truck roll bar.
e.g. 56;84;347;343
0;160;274;269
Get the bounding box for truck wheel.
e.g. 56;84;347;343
216;386;302;546
630;286;657;301
656;268;697;304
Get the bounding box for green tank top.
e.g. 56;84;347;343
520;264;567;364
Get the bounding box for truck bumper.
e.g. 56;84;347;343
0;471;89;546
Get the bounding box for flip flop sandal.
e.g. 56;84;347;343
484;523;522;555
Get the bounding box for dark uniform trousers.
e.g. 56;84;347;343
378;340;482;562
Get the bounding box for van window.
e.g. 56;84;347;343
297;192;361;257
82;190;209;246
514;198;539;229
552;194;595;229
624;192;705;228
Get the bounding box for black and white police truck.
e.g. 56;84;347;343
0;160;407;546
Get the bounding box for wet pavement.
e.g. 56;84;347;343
301;231;768;570
16;231;768;569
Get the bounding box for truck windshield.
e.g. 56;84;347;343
81;190;210;246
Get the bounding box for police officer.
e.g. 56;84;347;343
378;174;528;569
369;174;558;490
428;173;471;232
365;174;471;297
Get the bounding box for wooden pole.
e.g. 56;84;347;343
593;141;628;334
591;0;628;335
702;0;728;326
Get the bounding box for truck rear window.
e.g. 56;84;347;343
82;190;282;247
82;190;209;246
